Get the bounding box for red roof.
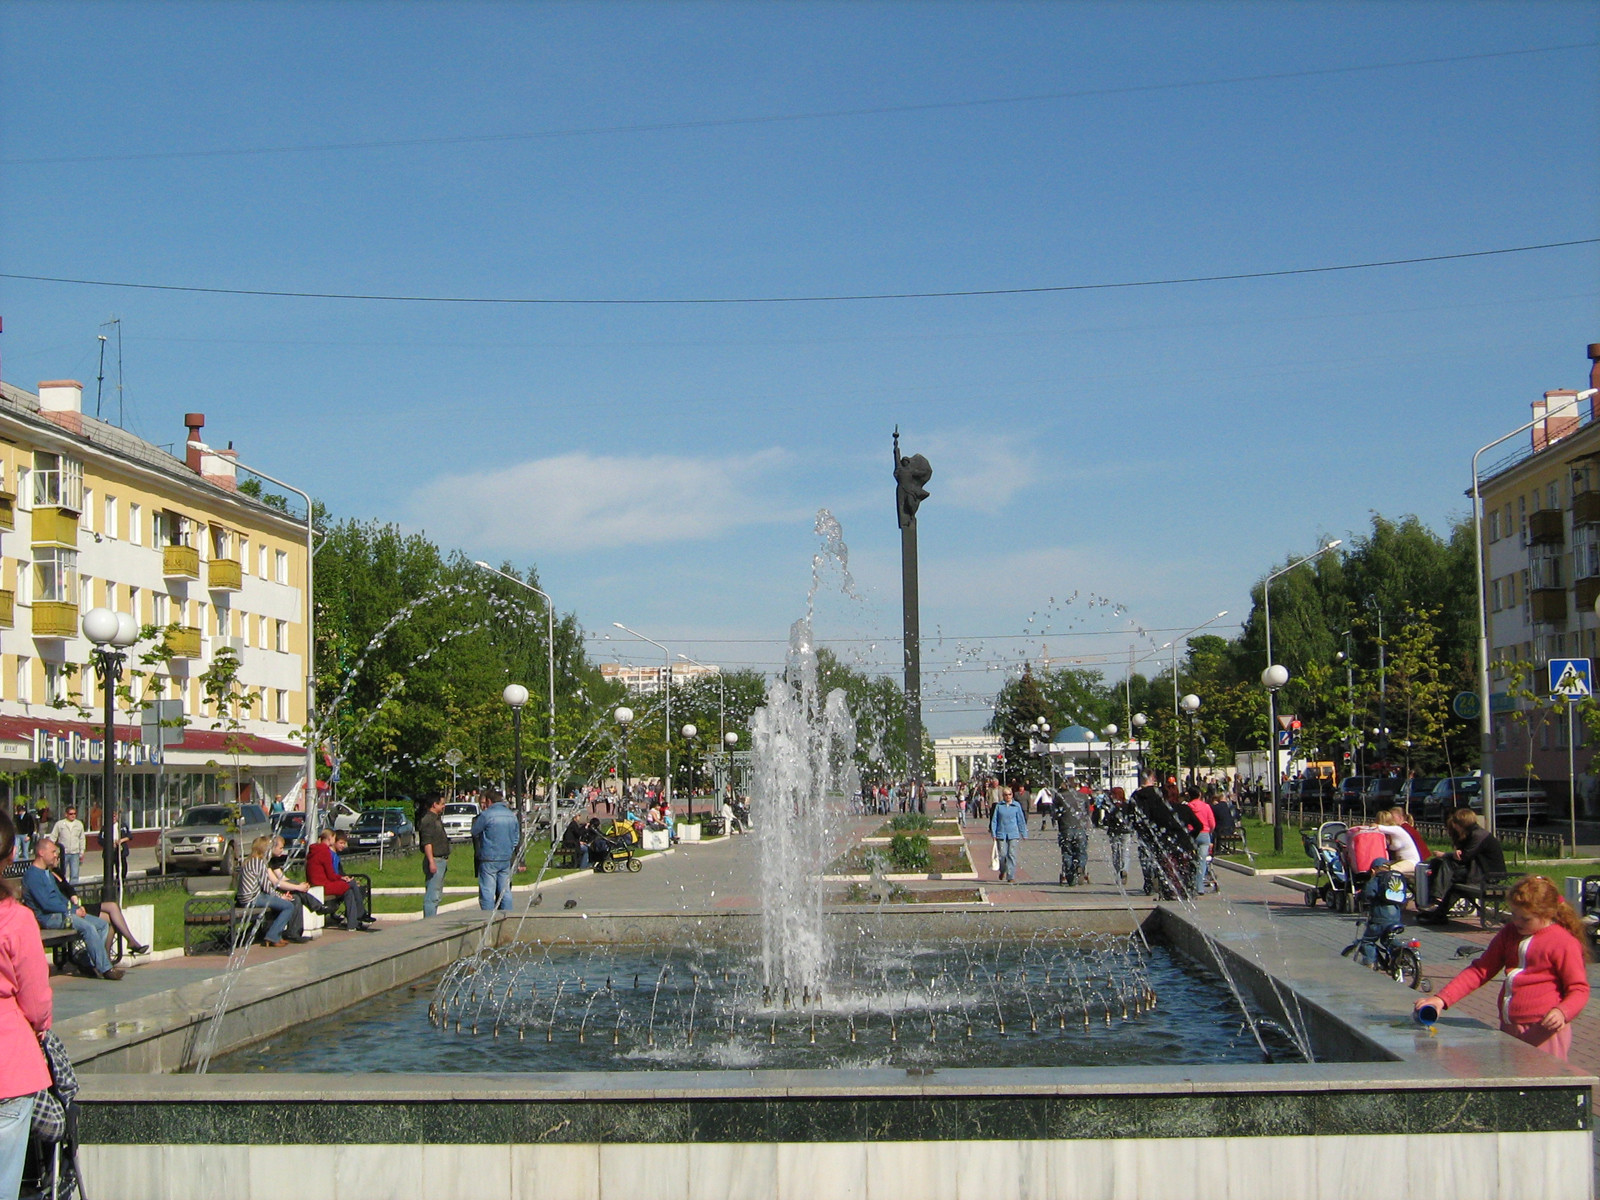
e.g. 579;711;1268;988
0;715;303;757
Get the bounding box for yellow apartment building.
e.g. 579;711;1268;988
1478;342;1600;811
0;377;311;833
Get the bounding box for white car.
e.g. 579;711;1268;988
441;802;477;843
323;801;362;832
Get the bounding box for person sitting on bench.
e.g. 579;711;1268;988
561;816;595;870
1417;808;1505;923
306;829;374;932
20;838;123;979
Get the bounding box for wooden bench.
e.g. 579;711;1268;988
549;844;580;870
183;896;255;955
1445;871;1513;929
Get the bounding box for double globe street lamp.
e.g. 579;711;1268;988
1262;664;1290;852
1102;724;1118;792
1130;712;1147;778
1179;694;1201;788
615;707;635;803
83;607;140;894
502;684;529;816
682;724;698;815
723;730;739;810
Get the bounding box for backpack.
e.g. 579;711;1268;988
1373;869;1409;908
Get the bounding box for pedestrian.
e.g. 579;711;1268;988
1053;788;1090;886
471;792;520;912
1185;785;1216;894
418;794;451;918
48;804;86;887
1102;786;1133;886
989;787;1027;883
12;804;33;863
1417;875;1590;1060
1035;786;1054;832
1131;771;1194;900
0;810;53;1199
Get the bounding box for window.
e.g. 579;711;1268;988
1519;496;1528;543
104;495;118;539
215;604;229;636
32;548;78;602
152;593;169;626
44;663;66;705
15;467;28;512
275;689;288;723
257;614;268;648
153;511;191;547
129;503;141;546
275;620;288;653
128;586;140;625
82;489;94;531
258;544;268;577
197;601;208;633
1491;579;1503;611
14;565;27;607
274;550;288;584
1488;511;1500;542
16;657;29;704
79;575;92;608
1531;552;1562;591
31;452;84;512
239;538;250;574
211;526;231;562
1550;482;1560;509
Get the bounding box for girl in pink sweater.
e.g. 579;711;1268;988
1416;875;1590;1059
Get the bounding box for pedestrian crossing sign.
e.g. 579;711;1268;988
1548;657;1592;698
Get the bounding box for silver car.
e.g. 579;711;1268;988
441;802;477;843
158;803;273;875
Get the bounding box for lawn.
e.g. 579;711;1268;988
1218;818;1321;872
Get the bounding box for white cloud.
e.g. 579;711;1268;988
916;430;1039;515
412;448;794;552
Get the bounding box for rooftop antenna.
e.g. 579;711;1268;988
95;334;108;418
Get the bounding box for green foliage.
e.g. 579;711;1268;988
887;832;931;871
889;812;932;831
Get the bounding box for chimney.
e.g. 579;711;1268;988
184;413;206;473
1543;390;1582;446
1590;344;1600;417
205;444;238;491
38;380;84;435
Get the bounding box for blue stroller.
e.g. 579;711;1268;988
1302;821;1355;911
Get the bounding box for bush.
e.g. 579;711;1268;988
889;813;933;832
888;833;932;872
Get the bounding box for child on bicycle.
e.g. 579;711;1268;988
1347;856;1407;966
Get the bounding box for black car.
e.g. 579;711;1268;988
346;810;418;853
1422;776;1482;820
1336;777;1369;812
272;811;307;847
1362;776;1403;815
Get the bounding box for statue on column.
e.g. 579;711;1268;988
893;428;933;528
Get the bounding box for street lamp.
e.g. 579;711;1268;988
614;623;674;807
1263;664;1290;852
474;562;559;836
724;730;739;809
1262;539;1341;802
1179;695;1201;788
1163;610;1230;783
1102;724;1118;792
83;607;139;896
682;723;698;815
1131;712;1147;776
502;684;529;815
614;706;635;802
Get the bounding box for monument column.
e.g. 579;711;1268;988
893;429;933;787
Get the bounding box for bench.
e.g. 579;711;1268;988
550;844;580;870
1444;871;1513;929
183;896;256;955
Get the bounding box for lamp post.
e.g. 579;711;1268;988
613;623;673;807
502;684;529;816
1131;712;1147;776
83;607;139;896
682;724;698;815
1471;389;1598;834
615;707;635;802
231;459;318;841
1102;724;1118;793
724;730;739;809
1179;694;1201;788
1163;610;1231;784
1263;664;1290;852
1262;540;1341;804
474;562;559;836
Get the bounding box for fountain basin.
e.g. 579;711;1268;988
62;905;1595;1199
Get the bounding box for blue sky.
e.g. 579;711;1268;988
3;2;1597;732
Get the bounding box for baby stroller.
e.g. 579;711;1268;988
1336;825;1391;913
589;827;642;874
1302;821;1354;911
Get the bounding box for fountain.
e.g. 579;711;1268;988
52;510;1595;1199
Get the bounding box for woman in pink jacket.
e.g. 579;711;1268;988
0;809;53;1194
1416;875;1590;1059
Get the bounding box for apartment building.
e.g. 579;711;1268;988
0;378;309;831
1479;343;1600;795
600;660;720;696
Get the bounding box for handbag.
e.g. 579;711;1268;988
990;841;1000;873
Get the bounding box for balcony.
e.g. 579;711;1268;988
1531;587;1568;624
0;590;13;628
163;545;200;580
164;626;203;658
31;601;78;638
1574;491;1600;528
207;558;242;591
1528;509;1565;546
0;496;13;531
1578;577;1600;612
30;506;78;547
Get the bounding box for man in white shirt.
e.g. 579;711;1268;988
49;804;88;885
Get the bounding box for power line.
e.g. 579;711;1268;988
4;42;1590;167
4;239;1594;308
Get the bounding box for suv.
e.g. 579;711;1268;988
441;801;477;843
1362;777;1403;815
1493;777;1550;823
1397;776;1442;810
158;803;273;875
1423;776;1482;820
1336;777;1369;813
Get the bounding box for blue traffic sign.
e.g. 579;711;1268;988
1549;657;1593;699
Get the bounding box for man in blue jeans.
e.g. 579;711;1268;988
21;838;122;980
417;795;451;918
471;794;521;911
989;786;1028;883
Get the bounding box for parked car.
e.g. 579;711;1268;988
346;810;418;853
1397;776;1442;810
158;803;273;875
441;801;477;843
272;811;308;848
1362;776;1403;814
1336;777;1370;812
1422;775;1482;820
1492;777;1550;823
321;801;362;832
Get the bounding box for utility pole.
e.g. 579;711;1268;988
893;429;933;788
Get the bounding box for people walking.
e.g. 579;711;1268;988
1185;786;1216;894
48;805;86;887
418;794;451;918
1053;788;1090;886
989;787;1027;883
1102;786;1134;886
